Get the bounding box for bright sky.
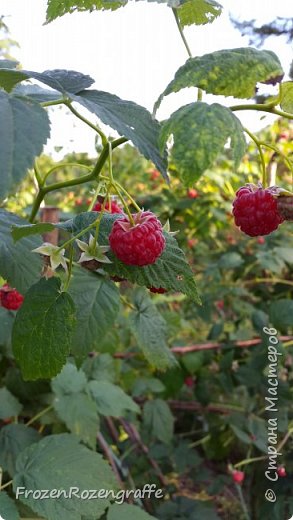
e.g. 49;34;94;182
1;0;293;156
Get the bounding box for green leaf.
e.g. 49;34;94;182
0;93;50;199
52;363;99;448
177;0;222;28
280;81;293;113
269;299;293;331
0;210;43;293
58;212;200;302
88;380;140;417
143;399;174;443
155;48;284;109
0;68;94;94
0;492;20;520
68;269;120;359
11;222;55;242
218;252;244;269
273;246;293;264
129;289;177;370
0;307;15;347
82;353;116;382
0;387;22;419
0;59;19;69
13;434;117;520
108;503;158;520
160;102;246;185
46;0;126;22
13;84;61;103
72;90;168;180
181;351;204;374
12;278;76;380
0;424;40;477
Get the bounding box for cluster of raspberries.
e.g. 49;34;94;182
232;185;284;237
93;201;167;294
0;284;24;310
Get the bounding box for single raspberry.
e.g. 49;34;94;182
215;300;224;311
232;185;284;236
109;211;165;266
184;376;194;388
0;284;24;310
277;466;286;478
232;470;245;485
149;287;167;294
93;200;123;214
187;188;198;199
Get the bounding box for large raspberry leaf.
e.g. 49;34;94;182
280;81;293;113
12;213;200;302
13;434;117;520
0;387;22;420
72;90;168;181
143;398;174;443
154;48;284;111
12;278;76;380
129;288;177;370
0;210;43;294
46;0;222;26
0;92;50;199
0;68;94;94
87;380;140;416
52;364;99;449
160;102;246;185
68;269;120;359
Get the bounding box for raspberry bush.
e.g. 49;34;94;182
0;2;292;520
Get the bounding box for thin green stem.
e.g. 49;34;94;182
235;484;250;520
259;141;293;174
41;98;65;108
63;245;74;292
0;479;13;491
34;162;42;187
172;8;192;58
42;162;92;185
230;103;293;120
244;128;267;186
112;183;135;225
29;188;46;223
26;405;53;427
115;182;141;212
64;101;108;145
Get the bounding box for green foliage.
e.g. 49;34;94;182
13;434;117;520
177;0;222;28
12;278;76;380
280;81;293;113
0;492;20;520
155;48;284;109
129;289;177;370
160;102;246;184
0;92;50;199
46;0;126;22
143;399;174;443
68;269;120;359
88;380;140;416
0;424;40;476
108;503;158;519
0;387;22;419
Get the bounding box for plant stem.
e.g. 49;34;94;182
28;137;127;223
64;101;108;146
172;8;192;58
235;484;250;520
259;141;293;174
230;103;293;120
26;404;53;427
0;479;13;491
42;162;92;185
243;128;267;186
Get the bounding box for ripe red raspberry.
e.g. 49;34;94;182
187;188;198;199
232;185;284;237
0;284;24;310
109;211;165;266
93;200;123;214
277;466;286;477
232;470;245;485
149;287;167;294
184;376;194;387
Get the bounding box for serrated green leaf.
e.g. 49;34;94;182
13;434;117;520
11;222;55;242
129;289;177;370
269;299;293;331
0;387;22;419
88;380;140;417
0;491;20;520
52;363;99;448
68;269;120;359
82;353;116;382
280;81;293;113
0;306;15;347
108;503;158;520
0;59;19;69
12;278;76;380
46;0;126;22
58;212;200;302
0;92;50;199
160;102;246;184
177;0;222;27
0;210;43;293
0;68;94;94
155;48;283;110
72;89;168;180
143;399;174;443
0;424;40;477
13;84;61;103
